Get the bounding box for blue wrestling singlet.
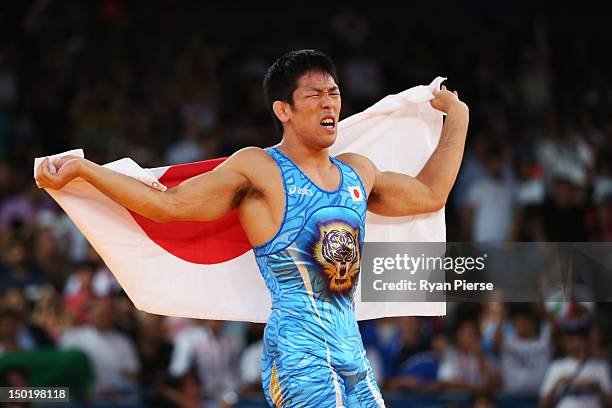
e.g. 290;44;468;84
253;148;385;408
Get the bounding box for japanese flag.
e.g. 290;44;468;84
348;186;364;202
34;78;447;322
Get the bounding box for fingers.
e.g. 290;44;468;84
435;85;459;97
54;155;71;169
40;157;50;177
36;157;59;189
35;158;49;188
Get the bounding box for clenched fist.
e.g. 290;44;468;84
430;85;469;115
35;155;84;190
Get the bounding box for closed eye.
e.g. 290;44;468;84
306;92;340;98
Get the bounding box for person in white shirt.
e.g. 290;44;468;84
540;322;612;408
437;319;501;394
60;297;140;403
463;146;517;242
493;304;552;394
168;319;240;404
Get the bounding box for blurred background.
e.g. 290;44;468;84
1;1;611;407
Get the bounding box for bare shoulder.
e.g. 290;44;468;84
335;152;377;193
215;146;281;196
222;146;273;165
335;152;375;169
215;147;275;176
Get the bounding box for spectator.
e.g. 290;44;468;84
62;262;96;325
493;304;552;394
0;309;37;355
2;287;53;348
537;126;594;189
0;185;53;230
541;178;589;241
136;312;174;407
0;238;47;295
238;323;264;397
515;156;545;207
385;332;450;392
169;320;240;404
60;297;141;403
0;366;30;408
381;316;431;378
462;146;517;242
540;322;612;407
30;284;70;343
157;370;207;408
437;319;501;395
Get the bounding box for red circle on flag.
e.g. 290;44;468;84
354;188;360;198
128;158;252;265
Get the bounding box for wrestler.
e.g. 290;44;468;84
36;49;468;407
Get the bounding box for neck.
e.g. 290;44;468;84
573;351;588;361
277;132;330;169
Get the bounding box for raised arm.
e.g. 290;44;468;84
35;148;259;223
342;86;469;217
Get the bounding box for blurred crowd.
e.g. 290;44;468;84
1;2;611;407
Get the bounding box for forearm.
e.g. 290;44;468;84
416;105;469;203
79;159;170;222
492;319;504;352
540;391;558;408
365;88;469;217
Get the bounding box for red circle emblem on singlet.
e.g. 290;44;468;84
354;188;360;198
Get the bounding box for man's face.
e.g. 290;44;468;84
513;315;536;339
90;299;113;331
457;321;480;352
563;332;588;357
285;71;341;149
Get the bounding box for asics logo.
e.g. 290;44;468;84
288;185;313;196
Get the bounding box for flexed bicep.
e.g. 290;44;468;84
368;171;445;217
163;168;250;222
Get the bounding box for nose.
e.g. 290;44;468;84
320;93;334;109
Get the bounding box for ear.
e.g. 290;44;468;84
272;101;291;124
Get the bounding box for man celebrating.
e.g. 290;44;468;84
36;50;469;407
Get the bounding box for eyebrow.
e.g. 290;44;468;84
307;86;340;93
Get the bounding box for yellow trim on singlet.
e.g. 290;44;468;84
270;360;284;407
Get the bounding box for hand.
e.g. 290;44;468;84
552;376;571;394
573;379;601;393
430;85;468;115
35;155;83;190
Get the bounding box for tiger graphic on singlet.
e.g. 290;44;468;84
253;147;385;408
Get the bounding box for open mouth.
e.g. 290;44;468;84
320;117;336;131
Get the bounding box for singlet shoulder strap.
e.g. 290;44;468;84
331;156;368;202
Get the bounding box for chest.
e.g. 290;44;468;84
241;155;366;249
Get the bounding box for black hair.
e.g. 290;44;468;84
561;318;592;338
263;49;338;135
508;303;538;321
